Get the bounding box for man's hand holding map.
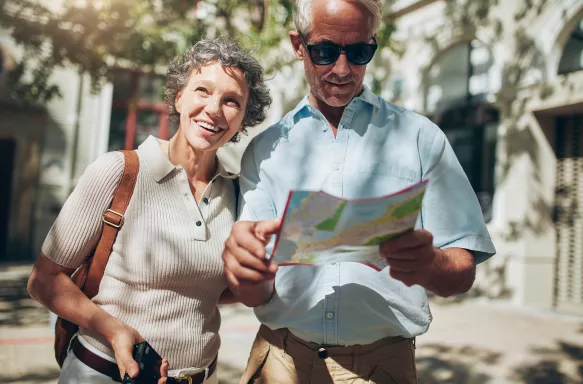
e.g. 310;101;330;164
271;180;429;270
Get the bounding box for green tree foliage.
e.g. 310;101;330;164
1;0;395;104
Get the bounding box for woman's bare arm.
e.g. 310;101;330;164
28;253;144;379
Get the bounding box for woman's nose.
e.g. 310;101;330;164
204;96;222;118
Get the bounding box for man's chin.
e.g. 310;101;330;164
323;95;353;108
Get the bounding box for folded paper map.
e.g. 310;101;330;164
271;180;428;270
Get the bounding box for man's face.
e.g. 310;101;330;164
290;0;375;109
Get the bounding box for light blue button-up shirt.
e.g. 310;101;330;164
238;86;496;346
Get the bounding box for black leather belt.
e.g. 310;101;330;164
71;337;217;383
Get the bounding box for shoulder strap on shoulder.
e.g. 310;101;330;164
84;150;139;298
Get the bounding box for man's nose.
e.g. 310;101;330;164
331;53;350;78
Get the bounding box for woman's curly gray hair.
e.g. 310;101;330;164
165;37;272;142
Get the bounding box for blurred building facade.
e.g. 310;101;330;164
0;0;582;315
384;0;583;314
0;30;113;263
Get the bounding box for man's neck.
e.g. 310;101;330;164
308;88;364;136
309;94;344;134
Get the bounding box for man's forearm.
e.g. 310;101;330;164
232;280;275;307
425;247;476;297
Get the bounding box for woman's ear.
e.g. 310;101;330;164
289;31;305;60
174;91;183;113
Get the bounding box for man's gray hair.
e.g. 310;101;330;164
293;0;382;36
165;37;272;142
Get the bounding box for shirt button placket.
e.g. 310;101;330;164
323;263;339;345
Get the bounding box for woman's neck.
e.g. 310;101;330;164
167;137;217;184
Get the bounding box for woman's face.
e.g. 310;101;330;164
175;62;250;152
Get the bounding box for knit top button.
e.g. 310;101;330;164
203;198;209;204
196;221;202;227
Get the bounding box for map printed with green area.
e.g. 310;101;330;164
271;180;428;270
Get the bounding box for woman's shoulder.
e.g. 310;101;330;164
79;151;128;188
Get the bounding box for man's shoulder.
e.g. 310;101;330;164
246;110;297;154
379;97;439;132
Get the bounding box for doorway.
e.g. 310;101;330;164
554;114;583;315
0;139;16;261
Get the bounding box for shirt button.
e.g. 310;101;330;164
196;221;202;227
203;198;209;204
326;312;334;319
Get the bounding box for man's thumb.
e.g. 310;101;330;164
255;218;282;239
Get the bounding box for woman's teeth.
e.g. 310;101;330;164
198;121;221;132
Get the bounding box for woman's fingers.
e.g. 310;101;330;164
111;325;143;380
157;358;170;384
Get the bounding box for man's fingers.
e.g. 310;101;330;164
389;269;418;287
223;252;275;285
384;244;435;262
228;258;274;282
380;229;433;255
231;222;270;259
253;218;282;242
224;236;274;274
386;257;430;273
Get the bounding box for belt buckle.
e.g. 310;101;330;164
174;366;208;384
173;376;193;384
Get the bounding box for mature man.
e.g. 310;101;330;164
222;0;496;382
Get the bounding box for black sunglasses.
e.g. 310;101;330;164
299;34;378;66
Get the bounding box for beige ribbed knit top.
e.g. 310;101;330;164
42;136;236;369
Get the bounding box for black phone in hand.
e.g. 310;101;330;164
122;341;163;384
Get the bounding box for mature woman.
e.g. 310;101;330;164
27;37;271;384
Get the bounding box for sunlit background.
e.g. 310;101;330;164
1;0;582;383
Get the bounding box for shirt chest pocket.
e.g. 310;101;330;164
354;128;420;182
357;160;418;181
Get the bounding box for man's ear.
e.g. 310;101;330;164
289;31;305;61
174;90;182;113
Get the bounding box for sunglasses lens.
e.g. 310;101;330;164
347;45;376;65
310;45;340;65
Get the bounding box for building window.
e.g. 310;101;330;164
424;40;497;221
108;71;177;151
558;19;583;75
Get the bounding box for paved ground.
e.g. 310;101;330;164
1;263;582;384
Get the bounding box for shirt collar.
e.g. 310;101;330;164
357;85;381;108
291;84;380;119
138;135;236;182
215;158;237;180
138;136;175;182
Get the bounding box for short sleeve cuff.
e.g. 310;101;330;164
439;235;496;264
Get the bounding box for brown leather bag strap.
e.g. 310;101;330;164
84;150;139;298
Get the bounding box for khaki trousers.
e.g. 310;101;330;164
240;325;417;384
